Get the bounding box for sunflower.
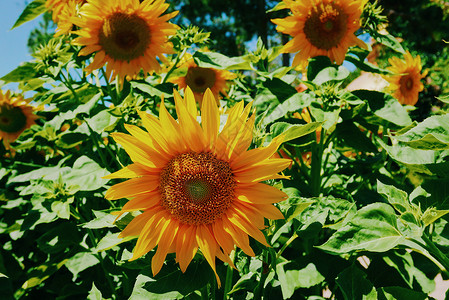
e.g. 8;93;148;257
384;51;426;106
169;56;237;105
52;0;86;37
72;0;179;79
104;87;290;285
272;0;367;68
0;90;39;149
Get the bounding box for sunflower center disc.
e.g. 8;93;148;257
159;152;235;225
185;67;217;93
303;3;348;50
0;105;27;133
398;74;415;93
99;12;151;61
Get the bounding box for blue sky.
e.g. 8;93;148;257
0;1;42;81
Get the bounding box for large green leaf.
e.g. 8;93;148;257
65;252;100;280
394;114;449;150
335;121;378;153
276;262;325;299
377;287;427;300
261;92;314;126
270;122;323;142
336;264;377;300
64;156;108;191
377;181;411;214
11;0;46;29
312;66;350;85
352;90;412;127
1;62;39;82
377;138;449;177
318;203;406;253
130;260;212;299
193;51;252;70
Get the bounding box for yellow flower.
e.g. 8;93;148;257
104;88;290;285
384;51;426;106
169;56;237;106
0;91;39;149
72;0;178;79
52;0;86;37
272;0;367;68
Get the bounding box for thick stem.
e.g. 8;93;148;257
222;250;235;300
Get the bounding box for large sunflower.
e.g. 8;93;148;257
169;56;237;106
104;87;290;285
384;51;426;106
272;0;367;68
51;0;86;37
0;90;39;150
72;0;178;79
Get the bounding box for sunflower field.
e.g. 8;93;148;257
2;0;449;299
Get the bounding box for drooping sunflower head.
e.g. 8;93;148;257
0;90;39;149
72;0;179;79
272;0;368;68
384;51;426;106
104;87;291;285
169;57;237;105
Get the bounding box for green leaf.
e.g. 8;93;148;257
352;90;412;127
51;200;71;220
64;156;108;191
312;66;350;85
94;232;134;252
261;92;314;126
336;265;377;300
270;122;323;142
377;138;449;177
131;82;174;98
130;260;212;299
0;62;39;82
86;110;119;133
422;207;449;226
335;121;378;153
65;252;100;281
377;181;410;214
372;32;405;54
345;55;391;74
193;51;252;70
436;94;449;104
377;286;427;300
83;210;117;229
307;56;333;81
310;103;341;130
318;203;406;253
87;283;103;300
11;0;46;29
394;114;449;150
276;262;325;299
36;222;80;254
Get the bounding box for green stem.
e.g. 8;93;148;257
101;68;118;106
223;250;235;300
275;232;298;262
59;70;80;103
253;250;270;300
422;234;449;276
161;48;187;84
310;128;325;196
201;285;209;300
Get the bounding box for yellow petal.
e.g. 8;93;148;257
151;218;179;276
235;183;288;204
176;225;199;272
105;176;159;200
201;89;219;149
196;225;220;287
234;158;291;182
103;163;152;179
